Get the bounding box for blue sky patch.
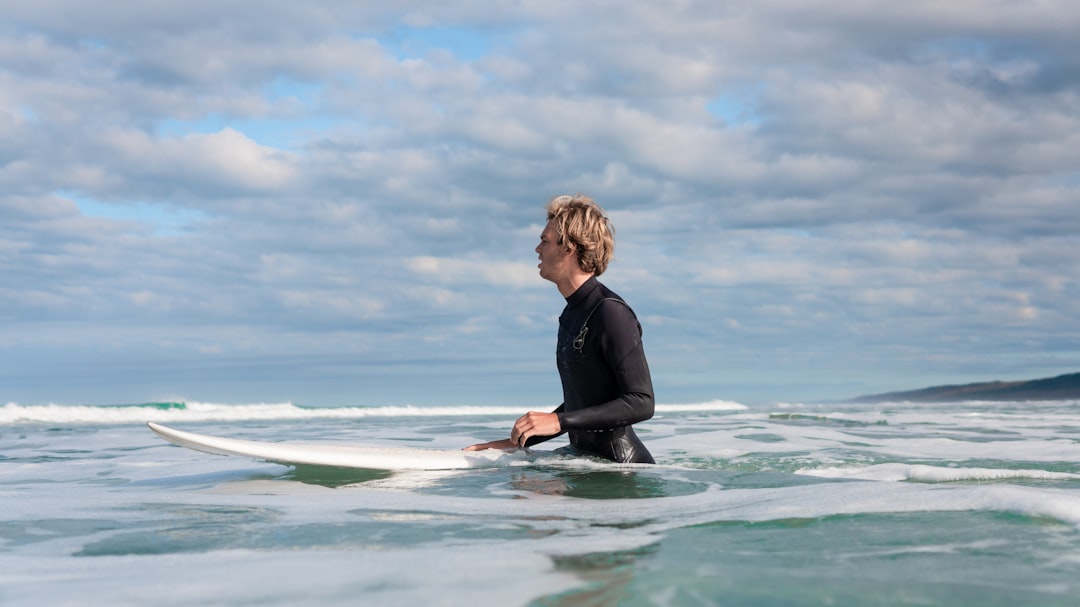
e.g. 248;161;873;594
155;76;336;149
65;192;208;236
707;94;762;127
380;25;496;61
157;114;339;150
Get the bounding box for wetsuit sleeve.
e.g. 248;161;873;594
556;302;655;431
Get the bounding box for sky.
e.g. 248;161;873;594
2;1;1079;407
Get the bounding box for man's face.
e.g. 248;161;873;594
535;220;575;283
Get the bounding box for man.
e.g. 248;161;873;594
465;194;655;463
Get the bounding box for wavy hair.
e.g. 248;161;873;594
545;194;615;276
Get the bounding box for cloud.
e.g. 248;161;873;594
405;254;540;288
2;1;1079;406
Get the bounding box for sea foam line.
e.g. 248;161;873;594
0;400;746;425
797;463;1080;483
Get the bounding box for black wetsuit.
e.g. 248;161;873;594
526;277;656;463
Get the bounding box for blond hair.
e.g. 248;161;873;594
545;194;615;276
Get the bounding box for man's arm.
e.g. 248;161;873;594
464;405;566;451
558;302;655;431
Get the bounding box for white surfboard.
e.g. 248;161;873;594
147;422;523;471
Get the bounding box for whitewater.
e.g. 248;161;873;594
3;398;1080;606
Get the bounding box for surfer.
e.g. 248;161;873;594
465;194;655;463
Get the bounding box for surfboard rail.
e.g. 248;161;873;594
147;422;511;471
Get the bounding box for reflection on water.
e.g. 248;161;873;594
512;469;708;499
537;543;660;607
284;464;394;487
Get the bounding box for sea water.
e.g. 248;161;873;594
3;399;1080;606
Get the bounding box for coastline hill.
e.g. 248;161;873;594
849;372;1080;403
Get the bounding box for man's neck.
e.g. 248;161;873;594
557;272;593;298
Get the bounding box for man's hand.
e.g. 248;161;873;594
463;411;561;451
463;438;516;452
510;411;561;447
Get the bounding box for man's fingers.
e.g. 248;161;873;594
512;414;532;446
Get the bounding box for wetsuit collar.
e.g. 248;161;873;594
565;275;600;308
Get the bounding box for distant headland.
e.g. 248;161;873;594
849;372;1080;403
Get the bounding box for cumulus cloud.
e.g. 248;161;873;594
2;1;1078;405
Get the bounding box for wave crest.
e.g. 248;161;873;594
0;400;746;425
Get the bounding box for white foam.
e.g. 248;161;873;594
0;402;524;425
798;463;1080;483
114;469;1080;529
0;400;747;425
656;400;748;412
645;403;1080;466
0;545;585;607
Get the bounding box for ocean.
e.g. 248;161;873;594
3;398;1080;606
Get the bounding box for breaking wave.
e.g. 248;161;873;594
0;400;747;425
